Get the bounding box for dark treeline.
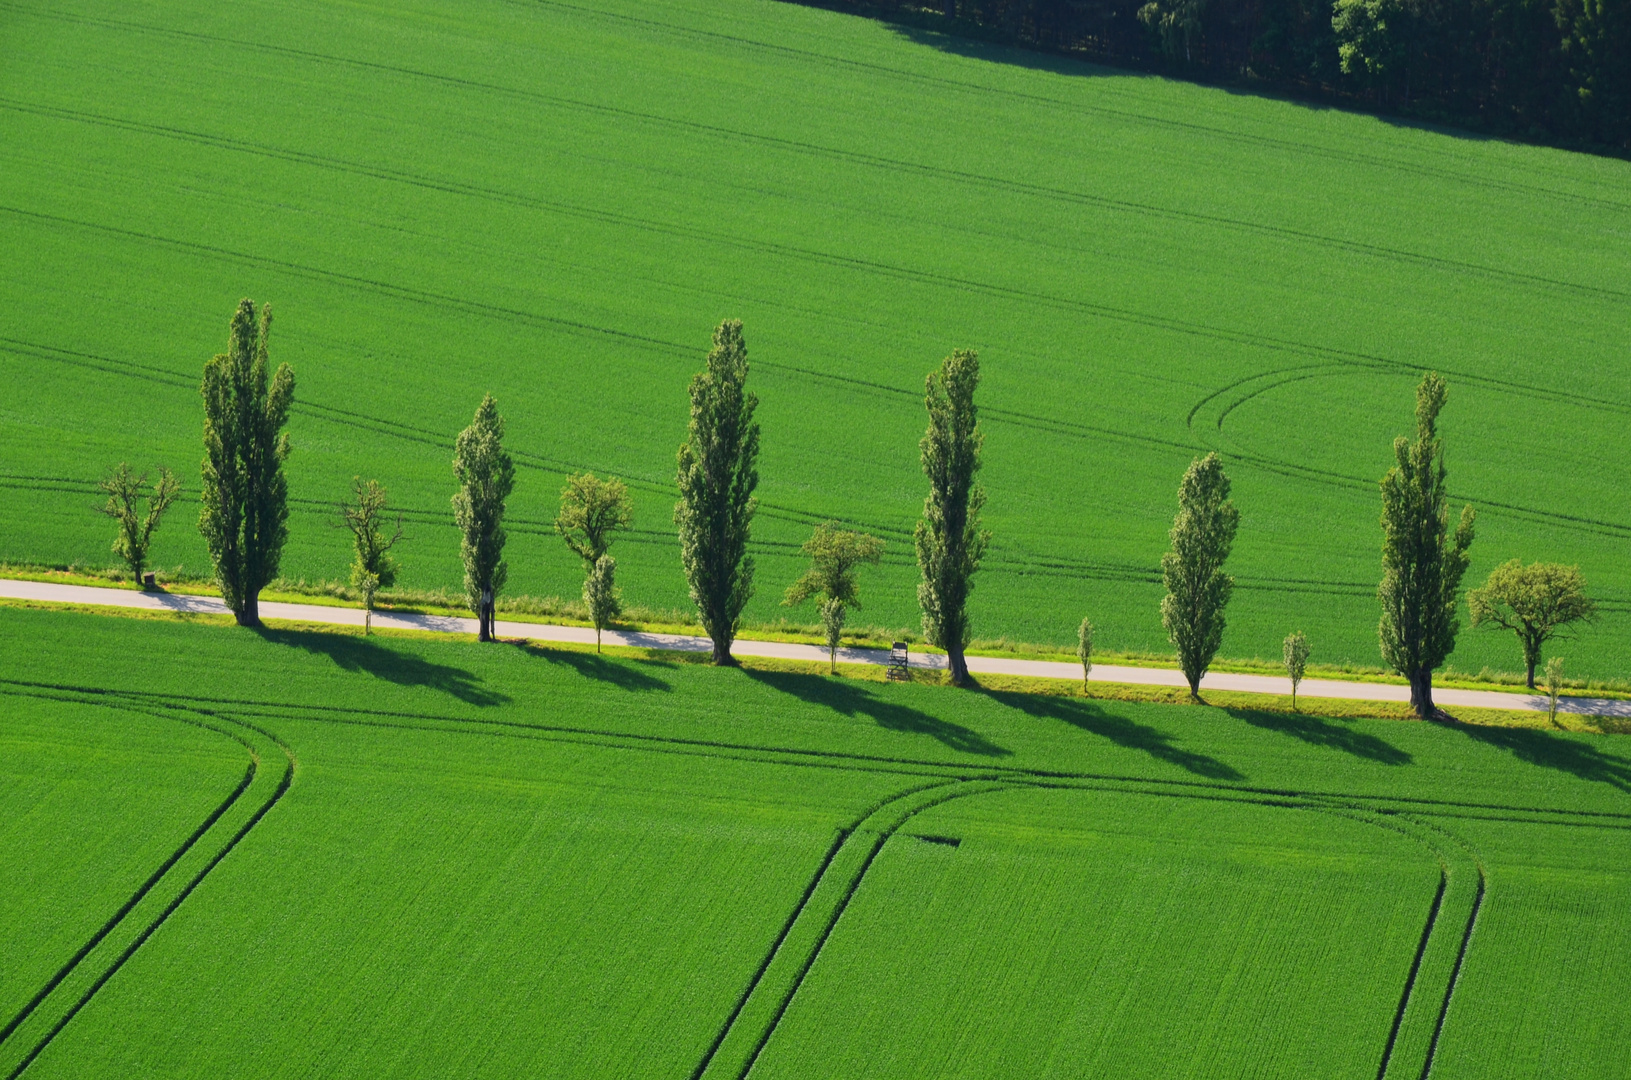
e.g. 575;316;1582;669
794;0;1631;155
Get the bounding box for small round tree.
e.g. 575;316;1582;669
784;522;883;673
1468;560;1597;689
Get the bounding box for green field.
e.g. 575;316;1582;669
3;604;1630;1076
2;0;1628;678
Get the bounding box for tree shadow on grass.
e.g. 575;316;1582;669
745;669;1010;757
1228;709;1413;766
256;628;509;707
510;642;673;693
1451;722;1631;794
985;691;1244;781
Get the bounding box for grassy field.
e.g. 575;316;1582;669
0;697;249;1035
1;0;1628;678
3;604;1631;1076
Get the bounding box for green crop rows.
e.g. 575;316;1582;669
3;603;1630;1076
2;0;1628;677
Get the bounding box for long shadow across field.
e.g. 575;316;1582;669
1228;708;1413;765
256;628;508;706
986;691;1244;780
746;669;1010;757
1450;722;1631;793
512;642;674;693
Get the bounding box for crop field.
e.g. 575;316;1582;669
1;0;1628;678
3;603;1631;1076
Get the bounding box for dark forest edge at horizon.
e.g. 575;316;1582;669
791;0;1631;156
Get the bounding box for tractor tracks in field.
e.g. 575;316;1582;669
0;684;295;1078
4;92;1624;312
1186;364;1631;542
691;779;1010;1080
690;774;1490;1078
7;675;1612;1076
15;677;1631;830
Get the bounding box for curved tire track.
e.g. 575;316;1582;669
0;687;294;1079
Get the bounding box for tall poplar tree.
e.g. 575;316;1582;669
200;298;293;627
915;348;988;687
675;319;760;665
1160;453;1238;699
1379;372;1475;719
453;394;514;643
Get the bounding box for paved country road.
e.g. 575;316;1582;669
5;578;1627;719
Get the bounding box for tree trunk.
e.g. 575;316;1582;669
364;608;372;636
947;647;974;687
1187;671;1202;700
711;638;736;666
1526;657;1537;690
596;626;602;654
1409;668;1436;720
478;589;494;642
236;594;259;627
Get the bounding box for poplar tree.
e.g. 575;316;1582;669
1379;372;1475;719
200;298;293;627
1161;453;1238;699
1283;631;1311;711
453;394;514;643
1077;617;1094;691
915;348;988;687
583;554;620;653
675;319;760;665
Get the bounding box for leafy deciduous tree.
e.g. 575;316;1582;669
98;463;180;587
557;472;634;632
1161;453;1239;700
1138;0;1208;60
1283;630;1311;711
200;298;293;627
340;478;403;635
1468;560;1597;689
452;394;514;643
1379;372;1475;719
916;349;989;688
556;473;634;566
784;521;884;673
675;319;760;665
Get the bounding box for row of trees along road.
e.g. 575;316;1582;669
97;302;1600;714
